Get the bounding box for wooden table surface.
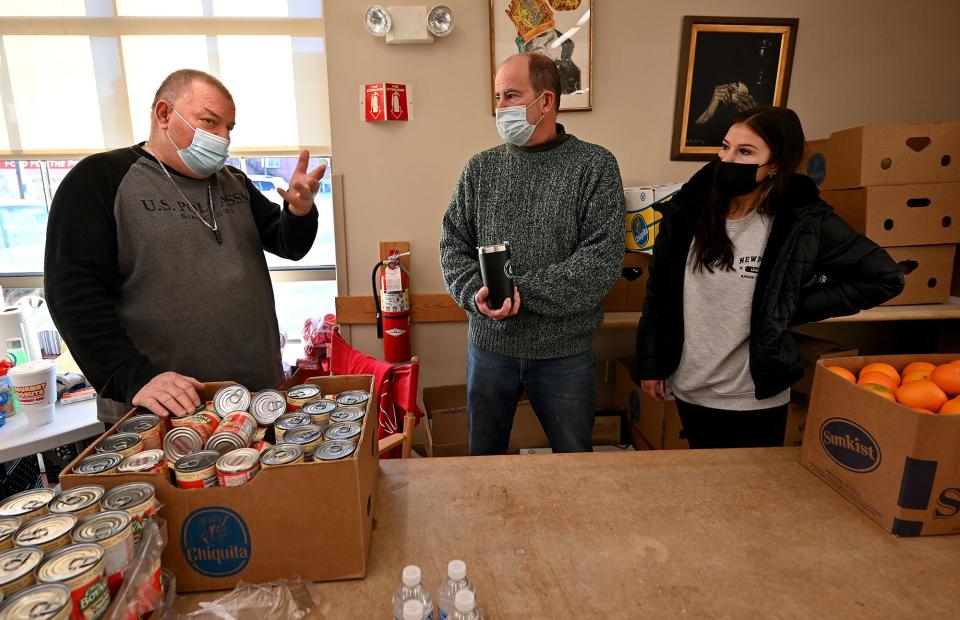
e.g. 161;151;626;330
171;448;960;619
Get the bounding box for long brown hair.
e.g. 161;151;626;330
692;106;807;272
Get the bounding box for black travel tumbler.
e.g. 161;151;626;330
478;243;513;311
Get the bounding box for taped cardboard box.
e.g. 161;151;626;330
800;355;960;536
804;121;960;190
883;244;956;305
602;251;651;312
61;375;378;592
791;332;859;401
822;183;960;247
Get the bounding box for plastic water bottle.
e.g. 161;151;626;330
438;560;474;620
450;589;481;620
403;600;425;620
392;565;433;620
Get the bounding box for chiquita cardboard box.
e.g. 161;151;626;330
61;375;378;592
800;356;960;536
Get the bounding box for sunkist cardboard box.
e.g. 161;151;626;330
61;375;378;592
423;385;622;455
800;355;960;536
803;121;960;190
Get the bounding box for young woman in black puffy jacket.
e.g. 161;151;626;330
635;106;904;449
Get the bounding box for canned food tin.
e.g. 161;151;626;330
119;414;162;451
0;582;72;620
335;390;371;407
71;511;133;599
248;390;286;425
13;515;76;554
259;444;304;467
117;450;169;476
283;425;325;462
162;427;206;464
0;519;20;554
314;440;357;462
101;483;157;546
48;487;104;522
324;421;363;444
274;413;311;441
250;440;272;454
205;411;256;455
72;453;123;476
0;489;56;521
174;451;219;490
169;410;220;442
213;384;251;416
302;399;336;428
0;546;43;599
216;449;261;487
253;425;268;442
36;544;109;620
95;433;143;458
285;384;322;410
330;406;365;424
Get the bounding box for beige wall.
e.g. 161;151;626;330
324;0;960;388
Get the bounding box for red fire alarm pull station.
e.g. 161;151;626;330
363;83;411;122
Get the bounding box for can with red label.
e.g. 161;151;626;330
174;451;219;490
100;483;157;547
170;410;220;436
71;511;133;600
162;427;206;465
35;543;109;620
206;411;256;455
119;414;162;451
216;449;261;487
249;440;272;453
117;450;169;477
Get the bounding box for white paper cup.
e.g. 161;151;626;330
9;359;56;426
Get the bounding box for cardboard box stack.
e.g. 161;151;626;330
804;121;960;305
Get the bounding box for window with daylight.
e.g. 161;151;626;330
0;1;334;356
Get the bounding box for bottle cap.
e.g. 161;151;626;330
455;589;475;612
402;599;424;620
448;559;467;581
402;564;421;587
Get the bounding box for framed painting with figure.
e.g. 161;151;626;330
489;0;593;112
671;16;799;160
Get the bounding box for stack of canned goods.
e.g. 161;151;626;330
0;481;163;618
69;383;371;493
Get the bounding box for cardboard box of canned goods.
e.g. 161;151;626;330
800;355;960;536
59;375;378;592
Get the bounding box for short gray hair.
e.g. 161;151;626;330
151;69;233;110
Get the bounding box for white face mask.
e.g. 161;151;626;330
165;106;230;177
495;91;546;146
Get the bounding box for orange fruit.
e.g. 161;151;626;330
939;398;960;414
949;359;960;368
895;379;948;411
826;366;856;382
930;364;960;397
911;408;935;414
857;371;899;393
901;370;932;384
902;361;935;376
860;383;896;402
859;363;900;386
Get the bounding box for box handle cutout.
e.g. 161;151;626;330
880;157;892;170
927;277;938;288
906;198;930;208
898;260;918;275
905;136;931;152
942;155;952;167
883;219;895;231
942;216;952;228
367;495;372;516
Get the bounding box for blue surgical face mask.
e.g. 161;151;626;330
495;91;546;146
165;106;230;177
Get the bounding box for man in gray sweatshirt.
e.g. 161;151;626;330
440;53;625;454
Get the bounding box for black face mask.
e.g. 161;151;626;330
715;160;765;196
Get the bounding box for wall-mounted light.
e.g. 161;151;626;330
364;5;456;44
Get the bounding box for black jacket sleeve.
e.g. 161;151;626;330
44;151;163;402
240;172;318;261
791;211;905;325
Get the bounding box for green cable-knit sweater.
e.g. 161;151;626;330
440;126;625;359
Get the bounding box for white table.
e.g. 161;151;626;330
0;399;103;463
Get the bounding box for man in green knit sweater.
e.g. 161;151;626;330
440;53;625;455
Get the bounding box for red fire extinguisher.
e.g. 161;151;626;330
372;251;411;363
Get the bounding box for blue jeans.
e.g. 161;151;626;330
466;342;595;455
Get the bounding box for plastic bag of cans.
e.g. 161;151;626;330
0;481;166;619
